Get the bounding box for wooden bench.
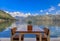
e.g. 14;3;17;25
36;28;50;41
15;25;45;41
11;27;24;41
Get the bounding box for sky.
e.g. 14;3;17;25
0;0;60;17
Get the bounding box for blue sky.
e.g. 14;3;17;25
0;0;60;15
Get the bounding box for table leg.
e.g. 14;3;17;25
11;37;13;41
39;33;42;41
21;34;24;41
19;34;21;41
36;35;39;41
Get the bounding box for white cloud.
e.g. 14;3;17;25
25;13;31;16
40;10;43;12
5;11;32;17
9;12;28;17
33;13;39;16
46;12;49;15
4;11;9;13
25;13;32;17
5;10;40;17
48;6;55;12
56;10;60;15
58;3;60;7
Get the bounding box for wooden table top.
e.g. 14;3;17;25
16;31;45;33
16;25;44;33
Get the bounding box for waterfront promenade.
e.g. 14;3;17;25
0;38;60;41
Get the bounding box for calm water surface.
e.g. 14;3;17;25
0;21;60;38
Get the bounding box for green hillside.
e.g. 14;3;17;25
0;10;14;20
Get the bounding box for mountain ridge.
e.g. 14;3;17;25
0;10;14;19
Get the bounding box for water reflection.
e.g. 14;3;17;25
0;21;12;32
34;20;60;27
0;20;60;38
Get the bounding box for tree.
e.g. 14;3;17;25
27;20;32;24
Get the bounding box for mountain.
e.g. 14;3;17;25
0;10;14;20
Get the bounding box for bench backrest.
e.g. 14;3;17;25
11;27;17;35
44;28;49;36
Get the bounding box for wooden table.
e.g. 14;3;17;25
16;25;44;41
16;31;44;41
